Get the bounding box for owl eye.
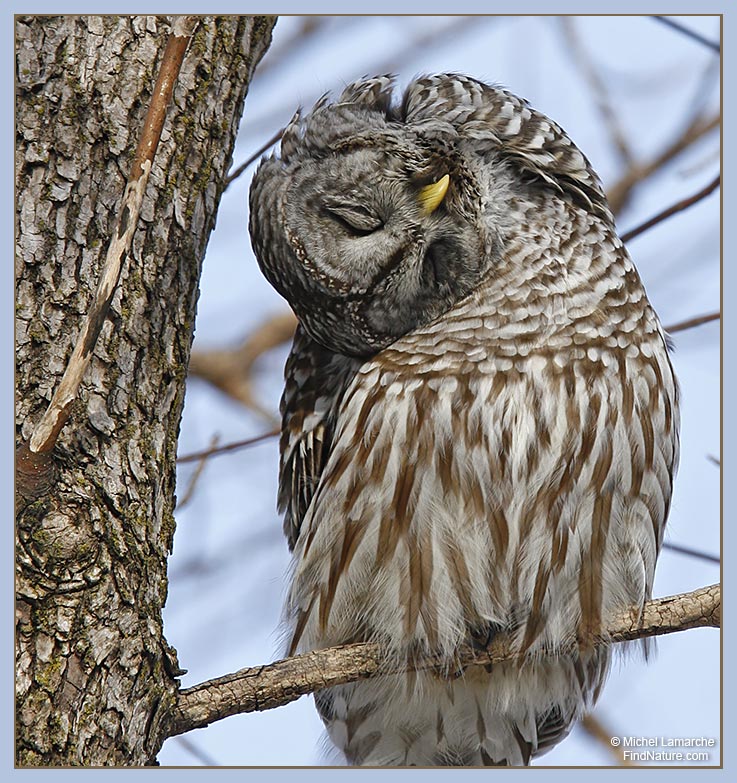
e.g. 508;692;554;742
323;202;383;237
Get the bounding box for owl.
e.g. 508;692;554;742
248;73;679;766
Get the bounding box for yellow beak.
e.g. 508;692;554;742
418;174;450;214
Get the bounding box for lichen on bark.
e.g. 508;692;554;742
15;14;275;766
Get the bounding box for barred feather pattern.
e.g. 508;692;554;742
249;74;680;766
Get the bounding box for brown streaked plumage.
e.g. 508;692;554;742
249;73;679;766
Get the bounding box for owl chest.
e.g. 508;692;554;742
288;345;675;656
290;364;563;654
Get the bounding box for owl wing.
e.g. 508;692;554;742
278;325;362;549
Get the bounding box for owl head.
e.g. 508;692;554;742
249;73;609;357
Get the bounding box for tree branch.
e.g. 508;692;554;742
176;434;220;511
173;735;220;766
169;583;720;738
652;16;721;53
224;126;284;189
187;311;297;419
16;15;199;501
558;18;634;168
176;429;279;464
621;174;720;243
606;113;719;215
664;311;719;334
662;542;719;565
580;713;633;766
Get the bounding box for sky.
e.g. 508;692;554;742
154;15;721;768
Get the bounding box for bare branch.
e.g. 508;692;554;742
681;47;721;134
170;584;720;737
662;542;719;565
664;311;719;334
187;311;296;419
652;16;721;53
177;429;279;464
580;714;633;766
254;16;331;76
224;126;284;189
241;17;485;141
607;113;719;215
558;18;634;168
16;16;200;500
620;174;720;243
173;735;220;766
707;455;720;468
176;434;220;511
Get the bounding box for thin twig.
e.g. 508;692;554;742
241;16;484;140
607;113;719;215
369;16;481;78
558;18;634;168
707;455;720;468
580;714;633;766
188;311;297;419
170;584;720;737
173;735;220;766
177;429;279;464
662;542;719;565
620;174;720;243
224;127;285;189
176;434;219;511
664;311;719;334
680;49;721;138
254;16;334;77
16;16;200;500
652;16;721;53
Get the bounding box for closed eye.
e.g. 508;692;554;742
323;203;383;237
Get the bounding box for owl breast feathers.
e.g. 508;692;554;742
249;73;679;766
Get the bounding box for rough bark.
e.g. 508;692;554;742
15;14;275;766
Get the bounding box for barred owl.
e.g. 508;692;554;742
248;73;679;766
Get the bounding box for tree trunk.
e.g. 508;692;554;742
15;14;275;766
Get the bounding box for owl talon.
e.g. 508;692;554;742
467;623;505;673
469;622;504;652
